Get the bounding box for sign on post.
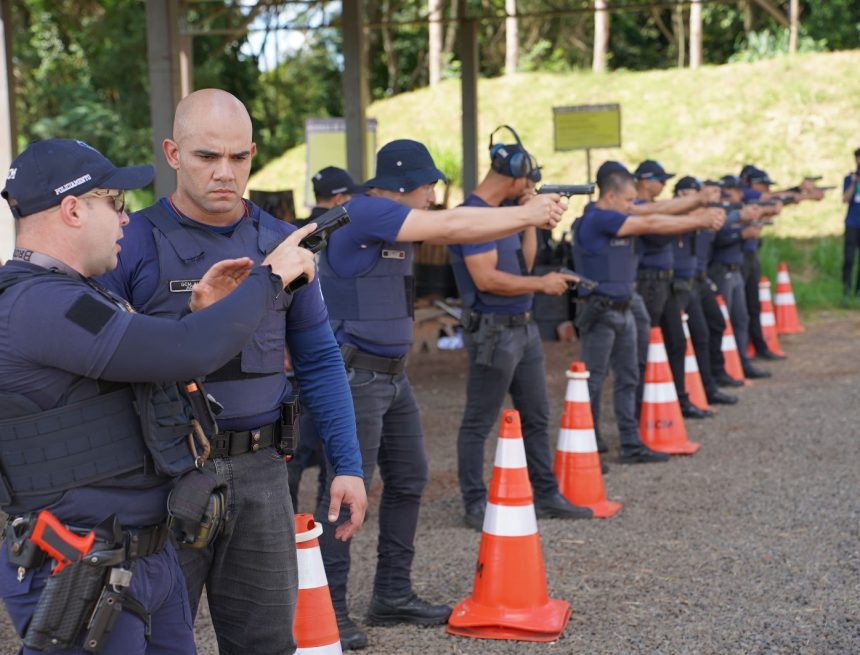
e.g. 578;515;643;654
552;104;621;183
305;118;377;208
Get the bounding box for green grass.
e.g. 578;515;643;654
249;50;860;311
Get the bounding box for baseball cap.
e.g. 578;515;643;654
719;175;742;190
312;166;365;198
746;167;776;186
674;176;702;193
2;139;154;219
364;139;448;193
633;160;675;182
596;160;631;186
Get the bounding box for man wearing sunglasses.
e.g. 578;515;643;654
448;131;592;531
0;138;319;654
98;89;368;655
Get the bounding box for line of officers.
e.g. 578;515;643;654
0;89;826;655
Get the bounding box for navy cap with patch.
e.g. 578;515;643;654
634;160;675;182
364;139;448;193
674;175;702;193
746;167;776;186
720;175;742;189
2;139;154;218
312;166;366;198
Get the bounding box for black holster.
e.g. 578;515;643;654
166;469;227;550
472;314;500;367
277;396;301;459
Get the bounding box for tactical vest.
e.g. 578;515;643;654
0;270;198;509
572;213;637;300
672;233;697;280
711;216;744;266
638;234;674;271
135;202;291;418
448;234;532;310
694;230;715;273
318;241;415;350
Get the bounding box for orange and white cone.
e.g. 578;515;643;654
681;314;710;411
294;514;343;655
758;277;786;356
716;294;747;385
448;410;571;642
640;327;701;455
553;361;622;519
774;263;804;334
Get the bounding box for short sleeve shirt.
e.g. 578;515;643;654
844;174;860;228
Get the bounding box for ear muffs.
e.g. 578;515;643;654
489;125;533;179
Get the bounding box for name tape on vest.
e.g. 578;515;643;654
169;279;200;293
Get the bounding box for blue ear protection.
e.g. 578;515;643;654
489;125;536;179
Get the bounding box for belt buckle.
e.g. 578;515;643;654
250;429;262;453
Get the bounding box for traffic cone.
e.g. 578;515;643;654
553;361;622;519
294;514;343;655
716;295;747;385
448;410;571;642
681;314;710;411
639;327;701;455
774;262;804;334
758;277;786;356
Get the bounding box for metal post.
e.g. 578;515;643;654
145;0;180;198
459;0;479;196
0;0;16;258
342;0;368;182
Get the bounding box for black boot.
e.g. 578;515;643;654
715;372;744;388
680;400;714;419
618;445;670;464
707;390;738;405
463;501;485;532
335;612;368;650
534;493;593;519
366;593;452;626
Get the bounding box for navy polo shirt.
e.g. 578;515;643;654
844;174;860;228
448;194;532;314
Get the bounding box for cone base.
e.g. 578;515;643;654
447;597;571;642
582;499;623;519
777;326;804;335
648;439;701;455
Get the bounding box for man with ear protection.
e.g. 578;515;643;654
448;125;594;532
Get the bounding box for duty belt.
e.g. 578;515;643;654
637;268;674;281
713;263;742;272
485;311;533;327
209;422;278;459
586;295;631;311
341;344;406;375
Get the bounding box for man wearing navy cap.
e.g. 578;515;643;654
842;148;860;296
99;89;368;655
315;137;566;648
572;163;723;463
448;129;592;531
631;160;715;419
296;166;365;229
0;138;319;653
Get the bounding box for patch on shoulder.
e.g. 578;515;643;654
65;294;117;335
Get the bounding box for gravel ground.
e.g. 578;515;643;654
2;313;858;654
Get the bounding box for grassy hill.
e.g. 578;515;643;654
251;50;860;238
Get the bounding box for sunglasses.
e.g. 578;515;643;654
80;189;126;214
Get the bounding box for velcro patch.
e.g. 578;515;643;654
169;279;200;293
65;294;117;335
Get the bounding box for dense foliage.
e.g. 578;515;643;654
9;0;860;172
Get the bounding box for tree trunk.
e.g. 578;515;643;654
505;0;517;75
429;0;443;85
788;0;799;53
674;3;686;68
380;0;397;93
689;0;702;68
593;0;608;73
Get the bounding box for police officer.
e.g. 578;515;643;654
573;163;722;463
631;161;714;419
842;148;860;296
99;89;368;655
288;165;365;512
0;139;317;654
448;128;592;531
316;138;566;648
709;175;770;380
673;177;738;405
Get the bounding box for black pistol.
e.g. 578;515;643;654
537;184;595;197
286;205;351;293
558;267;599;291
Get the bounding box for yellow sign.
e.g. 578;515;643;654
553;104;621;151
305;118;377;208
